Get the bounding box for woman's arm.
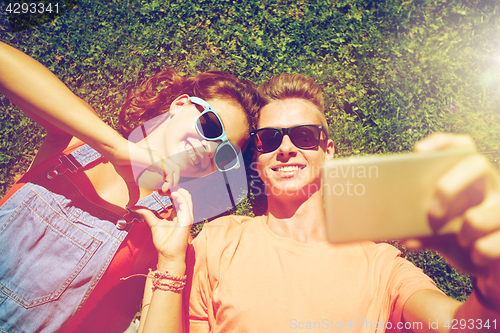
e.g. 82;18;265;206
0;42;180;204
139;258;187;333
135;189;194;333
0;41;126;161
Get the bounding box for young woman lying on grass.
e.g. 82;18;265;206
0;41;259;333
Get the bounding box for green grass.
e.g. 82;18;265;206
1;0;500;302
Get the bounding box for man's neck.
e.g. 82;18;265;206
266;190;327;244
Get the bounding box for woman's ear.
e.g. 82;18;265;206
168;94;190;116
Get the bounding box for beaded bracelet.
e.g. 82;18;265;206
471;277;500;314
148;268;187;293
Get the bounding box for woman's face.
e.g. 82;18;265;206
161;97;249;178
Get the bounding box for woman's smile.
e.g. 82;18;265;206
185;140;200;166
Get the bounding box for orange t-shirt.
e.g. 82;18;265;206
187;215;443;333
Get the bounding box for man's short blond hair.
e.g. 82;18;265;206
257;73;328;130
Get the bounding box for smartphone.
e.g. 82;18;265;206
321;149;476;243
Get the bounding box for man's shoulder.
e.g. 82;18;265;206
211;214;256;226
204;214;256;230
191;215;263;267
194;214;261;245
337;241;402;263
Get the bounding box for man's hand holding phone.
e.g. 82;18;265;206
323;132;500;312
410;133;500;312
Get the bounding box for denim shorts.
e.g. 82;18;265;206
0;170;128;333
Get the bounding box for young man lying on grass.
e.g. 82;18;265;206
137;73;500;333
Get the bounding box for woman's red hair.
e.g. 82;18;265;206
119;69;260;136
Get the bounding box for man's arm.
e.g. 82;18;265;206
403;289;500;333
401;133;500;332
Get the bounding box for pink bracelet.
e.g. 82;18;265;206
148;268;187;293
120;268;187;293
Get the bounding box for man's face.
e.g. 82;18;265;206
254;98;334;199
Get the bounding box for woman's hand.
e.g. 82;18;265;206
410;133;500;309
133;188;193;264
107;140;181;207
136;189;192;333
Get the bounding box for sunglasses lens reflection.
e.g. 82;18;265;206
256;129;282;153
290;125;320;149
197;111;223;139
215;143;239;171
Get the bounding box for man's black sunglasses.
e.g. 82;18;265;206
250;124;326;153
